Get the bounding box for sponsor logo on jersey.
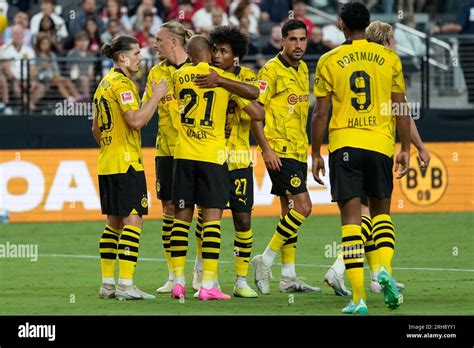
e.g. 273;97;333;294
287;94;309;105
120;91;134;104
258;80;268;93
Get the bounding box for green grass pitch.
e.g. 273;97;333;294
0;212;473;315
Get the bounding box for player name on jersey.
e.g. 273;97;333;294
347;116;377;128
337;51;386;68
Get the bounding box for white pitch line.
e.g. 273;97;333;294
40;254;474;273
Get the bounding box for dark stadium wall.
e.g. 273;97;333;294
0;108;473;149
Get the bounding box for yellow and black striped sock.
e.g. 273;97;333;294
342;224;366;302
202;221;221;287
195;209;203;261
162;214;174;278
361;214;380;275
269;209;305;252
99;224;122;280
281;235;297;264
170;219;191;279
372;214;396;274
234;229;252;277
118;225;141;281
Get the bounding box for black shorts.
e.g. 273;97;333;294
329;147;393;202
172;159;230;209
268;158;308;197
98;166;148;216
155;156;173;201
229;166;254;213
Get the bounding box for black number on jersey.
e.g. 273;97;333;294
179;88;215;129
94;97;113;132
350;70;373;113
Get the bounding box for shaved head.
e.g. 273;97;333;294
186;35;213;63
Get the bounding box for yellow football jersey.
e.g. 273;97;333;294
142;59;190;157
226;66;258;171
257;54;310;163
93;67;143;175
173;62;252;165
314;39;406;157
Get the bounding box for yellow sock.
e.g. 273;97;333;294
281;234;297;264
99;225;121;279
118;225;141;281
234;229;252;277
342;224;366;302
269;209;305;252
170;219;191;278
195;209;203;260
202;221;221;286
361;214;380;274
372;214;396;274
162;214;174;277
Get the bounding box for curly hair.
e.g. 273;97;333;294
209;25;249;60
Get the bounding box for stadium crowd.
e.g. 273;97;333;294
0;0;470;114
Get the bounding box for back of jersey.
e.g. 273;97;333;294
314;39;406;157
173;62;249;165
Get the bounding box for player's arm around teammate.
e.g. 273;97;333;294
92;35;168;301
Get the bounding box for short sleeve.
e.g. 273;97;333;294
114;79;140;112
390;51;406;94
313;55;332;97
256;66;276;105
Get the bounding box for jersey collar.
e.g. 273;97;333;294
167;58;191;69
342;39;369;45
232;66;242;76
277;53;299;71
114;67;127;77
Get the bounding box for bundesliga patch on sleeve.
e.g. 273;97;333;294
120;91;134;104
258;80;268;93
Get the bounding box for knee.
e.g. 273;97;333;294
294;201;312;218
233;213;251;231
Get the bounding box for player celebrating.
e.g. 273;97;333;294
92;35;169;300
312;2;410;314
141;21;193;294
251;19;320;294
324;20;431;297
189;26;270;298
169;35;264;300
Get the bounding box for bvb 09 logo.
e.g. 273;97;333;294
400;151;447;206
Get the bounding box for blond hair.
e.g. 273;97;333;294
161;21;194;46
366;21;393;46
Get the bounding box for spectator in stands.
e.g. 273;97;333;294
30;0;68;40
292;0;313;36
211;7;225;27
140;35;158;61
135;11;154;47
100;0;133;34
261;24;282;55
238;13;260;54
397;0;425;15
67;0;103;38
3;11;32;45
67;31;95;98
0;69;11;114
130;0;163;34
101;18;124;44
322;19;345;48
394;14;425;73
0;24;45;111
192;0;229;33
37;15;64;54
230;1;259;37
35;33;83;103
433;0;474;104
306;25;330;55
260;0;291;23
85;16;103;54
229;0;261;19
